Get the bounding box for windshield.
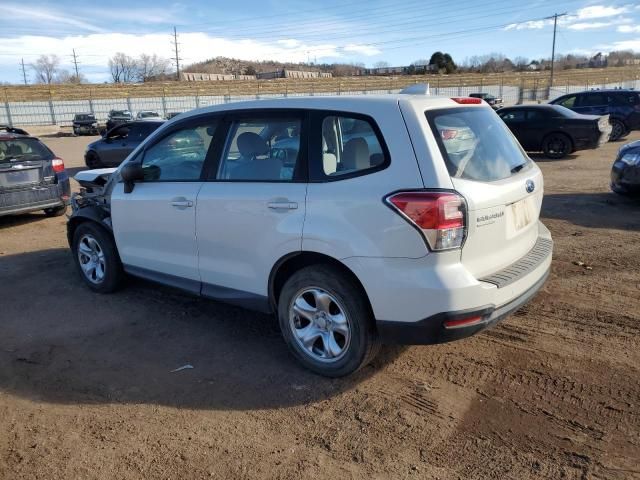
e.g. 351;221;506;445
111;110;131;118
0;138;53;163
75;114;95;121
552;105;583;118
139;112;159;118
426;107;530;181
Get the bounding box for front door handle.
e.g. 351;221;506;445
267;201;298;210
171;197;194;208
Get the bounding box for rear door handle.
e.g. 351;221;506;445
267;201;298;210
171;197;194;208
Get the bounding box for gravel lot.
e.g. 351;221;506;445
1;133;639;479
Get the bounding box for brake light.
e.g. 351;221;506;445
451;97;482;104
386;191;467;251
52;157;65;173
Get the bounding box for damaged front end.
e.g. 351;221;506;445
67;168;116;245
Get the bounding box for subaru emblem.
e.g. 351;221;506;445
526;180;535;193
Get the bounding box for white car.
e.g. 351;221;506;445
68;93;552;377
136;110;162;121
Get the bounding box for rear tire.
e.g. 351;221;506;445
542;133;572;159
71;222;124;293
609;119;626;141
85;151;103;169
277;264;380;377
44;205;67;217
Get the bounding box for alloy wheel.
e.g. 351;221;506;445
77;234;106;284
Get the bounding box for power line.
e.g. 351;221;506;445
71;48;80;79
20;58;28;85
172;26;182;81
546;12;567;87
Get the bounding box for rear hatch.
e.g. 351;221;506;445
0;137;53;192
424;106;543;278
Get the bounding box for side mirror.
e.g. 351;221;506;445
121;163;144;193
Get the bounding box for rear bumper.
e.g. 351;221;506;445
376;267;549;344
0;180;70;216
343;221;552;345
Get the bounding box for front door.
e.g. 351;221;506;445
111;116;221;291
196;112;308;306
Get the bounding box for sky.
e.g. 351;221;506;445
0;0;639;84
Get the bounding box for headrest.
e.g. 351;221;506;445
237;132;269;157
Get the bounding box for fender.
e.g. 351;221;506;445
66;206;113;247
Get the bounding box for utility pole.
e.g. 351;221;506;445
71;49;80;80
547;12;567;88
20;58;28;85
173;26;181;81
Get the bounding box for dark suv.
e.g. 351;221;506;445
0;126;70;217
106;110;133;131
85;120;164;168
549;89;640;140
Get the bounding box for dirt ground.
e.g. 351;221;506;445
1;132;639;480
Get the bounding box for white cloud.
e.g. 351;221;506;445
574;5;628;20
505;19;551;30
343;44;382;56
567;22;613;30
618;25;640;33
0;32;381;82
598;38;640;51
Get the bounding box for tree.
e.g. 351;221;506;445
513;56;529;71
137;54;171;82
429;51;456;74
55;69;87;84
244;65;257;76
30;55;60;84
109;52;138;83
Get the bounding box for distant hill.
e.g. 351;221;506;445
182;56;363;77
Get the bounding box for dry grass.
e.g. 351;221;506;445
2;67;639;102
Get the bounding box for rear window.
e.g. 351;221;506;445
0;138;53;163
426;107;530;182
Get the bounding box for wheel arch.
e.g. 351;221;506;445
66;207;113;248
268;251;374;317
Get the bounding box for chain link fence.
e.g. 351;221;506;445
2;76;639;127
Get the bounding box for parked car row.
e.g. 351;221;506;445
72;110;181;136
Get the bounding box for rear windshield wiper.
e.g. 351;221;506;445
511;164;526;174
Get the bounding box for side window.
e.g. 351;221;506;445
558;95;577;108
141;120;218;182
580;93;607;107
217;117;302;181
321;115;386;177
526;110;547;121
109;125;129;139
610;93;640;106
499;110;526;122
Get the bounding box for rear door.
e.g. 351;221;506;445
195;111;308;303
575;92;609;116
423;106;543;278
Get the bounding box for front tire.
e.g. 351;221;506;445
71;222;124;293
542;133;572;159
277;265;380;377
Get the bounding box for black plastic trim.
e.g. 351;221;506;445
376;267;549;345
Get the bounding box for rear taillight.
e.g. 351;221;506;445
52;157;65;173
386;191;467;251
451;97;483;105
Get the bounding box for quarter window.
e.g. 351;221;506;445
558;95;577;108
141;121;218;181
320;116;386;176
217;117;302;181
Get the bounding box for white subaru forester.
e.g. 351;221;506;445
68;93;552;377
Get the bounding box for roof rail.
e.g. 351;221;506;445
400;83;430;95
